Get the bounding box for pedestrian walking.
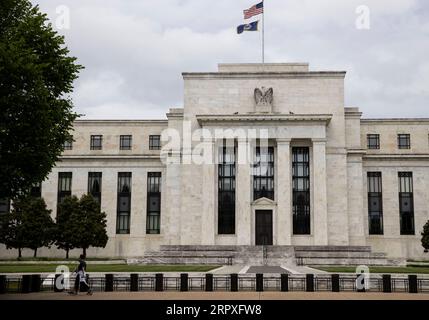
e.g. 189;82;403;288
70;254;92;295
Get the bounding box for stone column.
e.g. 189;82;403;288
312;139;329;245
276;139;292;245
347;153;366;245
236;138;252;245
201;138;216;244
163;151;182;245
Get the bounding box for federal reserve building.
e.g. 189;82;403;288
2;62;428;265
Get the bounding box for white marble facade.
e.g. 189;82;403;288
1;63;429;260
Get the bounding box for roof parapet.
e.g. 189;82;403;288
218;63;309;73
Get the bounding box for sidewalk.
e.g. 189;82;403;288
2;291;429;300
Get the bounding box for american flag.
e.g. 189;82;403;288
243;2;264;19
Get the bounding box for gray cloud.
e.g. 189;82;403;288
33;0;429;119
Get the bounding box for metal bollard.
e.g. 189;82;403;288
21;275;31;293
0;275;5;294
356;274;366;292
382;274;392;293
155;273;163;291
180;273;188;292
280;274;289;292
205;274;213;292
130;273;139;292
408;275;418;293
54;274;64;292
331;274;340;292
230;273;238;292
105;274;114;292
306;274;314;292
256;273;263;292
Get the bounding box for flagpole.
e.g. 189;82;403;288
262;0;265;64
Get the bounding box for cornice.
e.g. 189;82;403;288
361;118;429;125
74;120;168;126
182;71;346;80
58;155;162;160
196;113;332;126
363;154;429;161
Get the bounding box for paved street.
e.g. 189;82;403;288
246;266;289;274
212;264;327;274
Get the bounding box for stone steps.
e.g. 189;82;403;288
130;245;405;266
296;258;396;266
295;251;385;258
293;245;405;266
135;245;241;265
294;245;372;252
144;251;234;257
136;256;232;265
159;245;237;252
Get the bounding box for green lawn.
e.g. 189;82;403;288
0;264;220;274
313;265;429;274
0;257;123;262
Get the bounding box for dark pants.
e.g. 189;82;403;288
74;274;91;293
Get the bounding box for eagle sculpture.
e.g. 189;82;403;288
254;87;273;106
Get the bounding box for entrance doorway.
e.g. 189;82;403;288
255;210;273;245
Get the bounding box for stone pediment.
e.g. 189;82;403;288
252;197;277;207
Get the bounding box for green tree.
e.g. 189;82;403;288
0;206;26;258
24;197;55;257
55;195;79;259
0;196;54;258
22;197;55;257
70;194;108;256
0;0;82;199
422;220;429;253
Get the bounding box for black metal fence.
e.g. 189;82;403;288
0;273;428;294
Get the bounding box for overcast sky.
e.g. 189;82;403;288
33;0;428;119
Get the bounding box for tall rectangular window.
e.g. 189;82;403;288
146;172;161;234
218;144;236;234
399;172;414;235
120;135;132;150
367;172;383;235
117;172;131;234
90;135;103;150
292;147;310;235
398;134;410;149
149;135;161;150
0;198;10;215
63;136;73;150
88;172;102;204
253;146;274;201
30;182;42;198
57;172;72;212
367;134;380;149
